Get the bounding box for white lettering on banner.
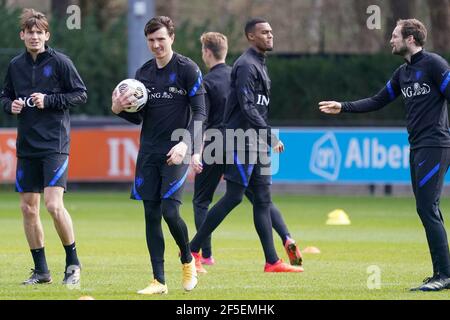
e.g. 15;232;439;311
107;138;138;177
346;139;363;168
345;138;409;169
108;139;120;176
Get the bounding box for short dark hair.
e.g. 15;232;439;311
200;32;228;60
397;19;427;47
144;16;175;36
20;8;49;32
244;17;268;38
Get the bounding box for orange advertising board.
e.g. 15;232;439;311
0;129;17;183
0;127;147;183
69;127;141;182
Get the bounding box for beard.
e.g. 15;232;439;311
392;42;408;56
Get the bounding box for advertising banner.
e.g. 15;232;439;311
0;127;429;185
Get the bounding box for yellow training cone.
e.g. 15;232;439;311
326;209;351;225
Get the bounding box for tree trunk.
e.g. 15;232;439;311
51;0;71;19
79;0;89;17
156;0;176;18
385;0;417;41
427;0;450;52
308;0;323;53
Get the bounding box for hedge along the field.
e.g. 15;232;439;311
0;5;127;127
267;52;450;125
0;4;449;127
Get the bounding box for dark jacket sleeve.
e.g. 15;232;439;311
203;80;212;131
429;55;450;102
235;63;278;146
186;64;206;154
0;64;15;115
235;64;270;128
341;68;401;113
44;55;87;110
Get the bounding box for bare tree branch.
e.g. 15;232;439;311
427;0;450;52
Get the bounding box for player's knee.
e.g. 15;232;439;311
229;195;243;207
145;211;162;225
416;203;440;222
144;201;161;220
224;189;244;207
251;187;271;205
21;203;39;220
45;201;65;218
161;199;180;221
193;197;211;210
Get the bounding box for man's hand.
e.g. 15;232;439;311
30;93;46;109
191;153;203;174
167;142;188;166
318;101;342;114
111;88;137;114
11;99;25;114
273;140;285;153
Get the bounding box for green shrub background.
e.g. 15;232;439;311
1;4;448;127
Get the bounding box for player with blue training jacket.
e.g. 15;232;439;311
320;19;450;292
0;9;87;286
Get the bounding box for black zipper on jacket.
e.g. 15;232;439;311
32;64;36;88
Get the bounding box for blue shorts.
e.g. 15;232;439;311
15;154;69;193
131;152;189;203
223;150;272;187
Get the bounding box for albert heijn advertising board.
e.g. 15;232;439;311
0;127;440;185
274;128;413;184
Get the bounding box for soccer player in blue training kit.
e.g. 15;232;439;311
320;19;450;292
193;32;302;271
190;18;304;273
112;16;206;295
0;9;87;285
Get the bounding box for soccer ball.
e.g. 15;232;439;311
115;79;148;113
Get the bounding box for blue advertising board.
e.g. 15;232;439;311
272;128;425;184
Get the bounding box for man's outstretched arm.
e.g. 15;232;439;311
319;68;401;114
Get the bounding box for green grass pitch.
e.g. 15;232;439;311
0;191;449;300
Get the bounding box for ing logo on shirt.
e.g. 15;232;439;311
256;94;270;106
148;91;174;99
169;87;187;96
18;96;37;108
401;82;431;98
147;87;174;100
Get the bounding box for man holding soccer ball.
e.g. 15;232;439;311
0;9;87;286
111;16;205;295
320;19;450;291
